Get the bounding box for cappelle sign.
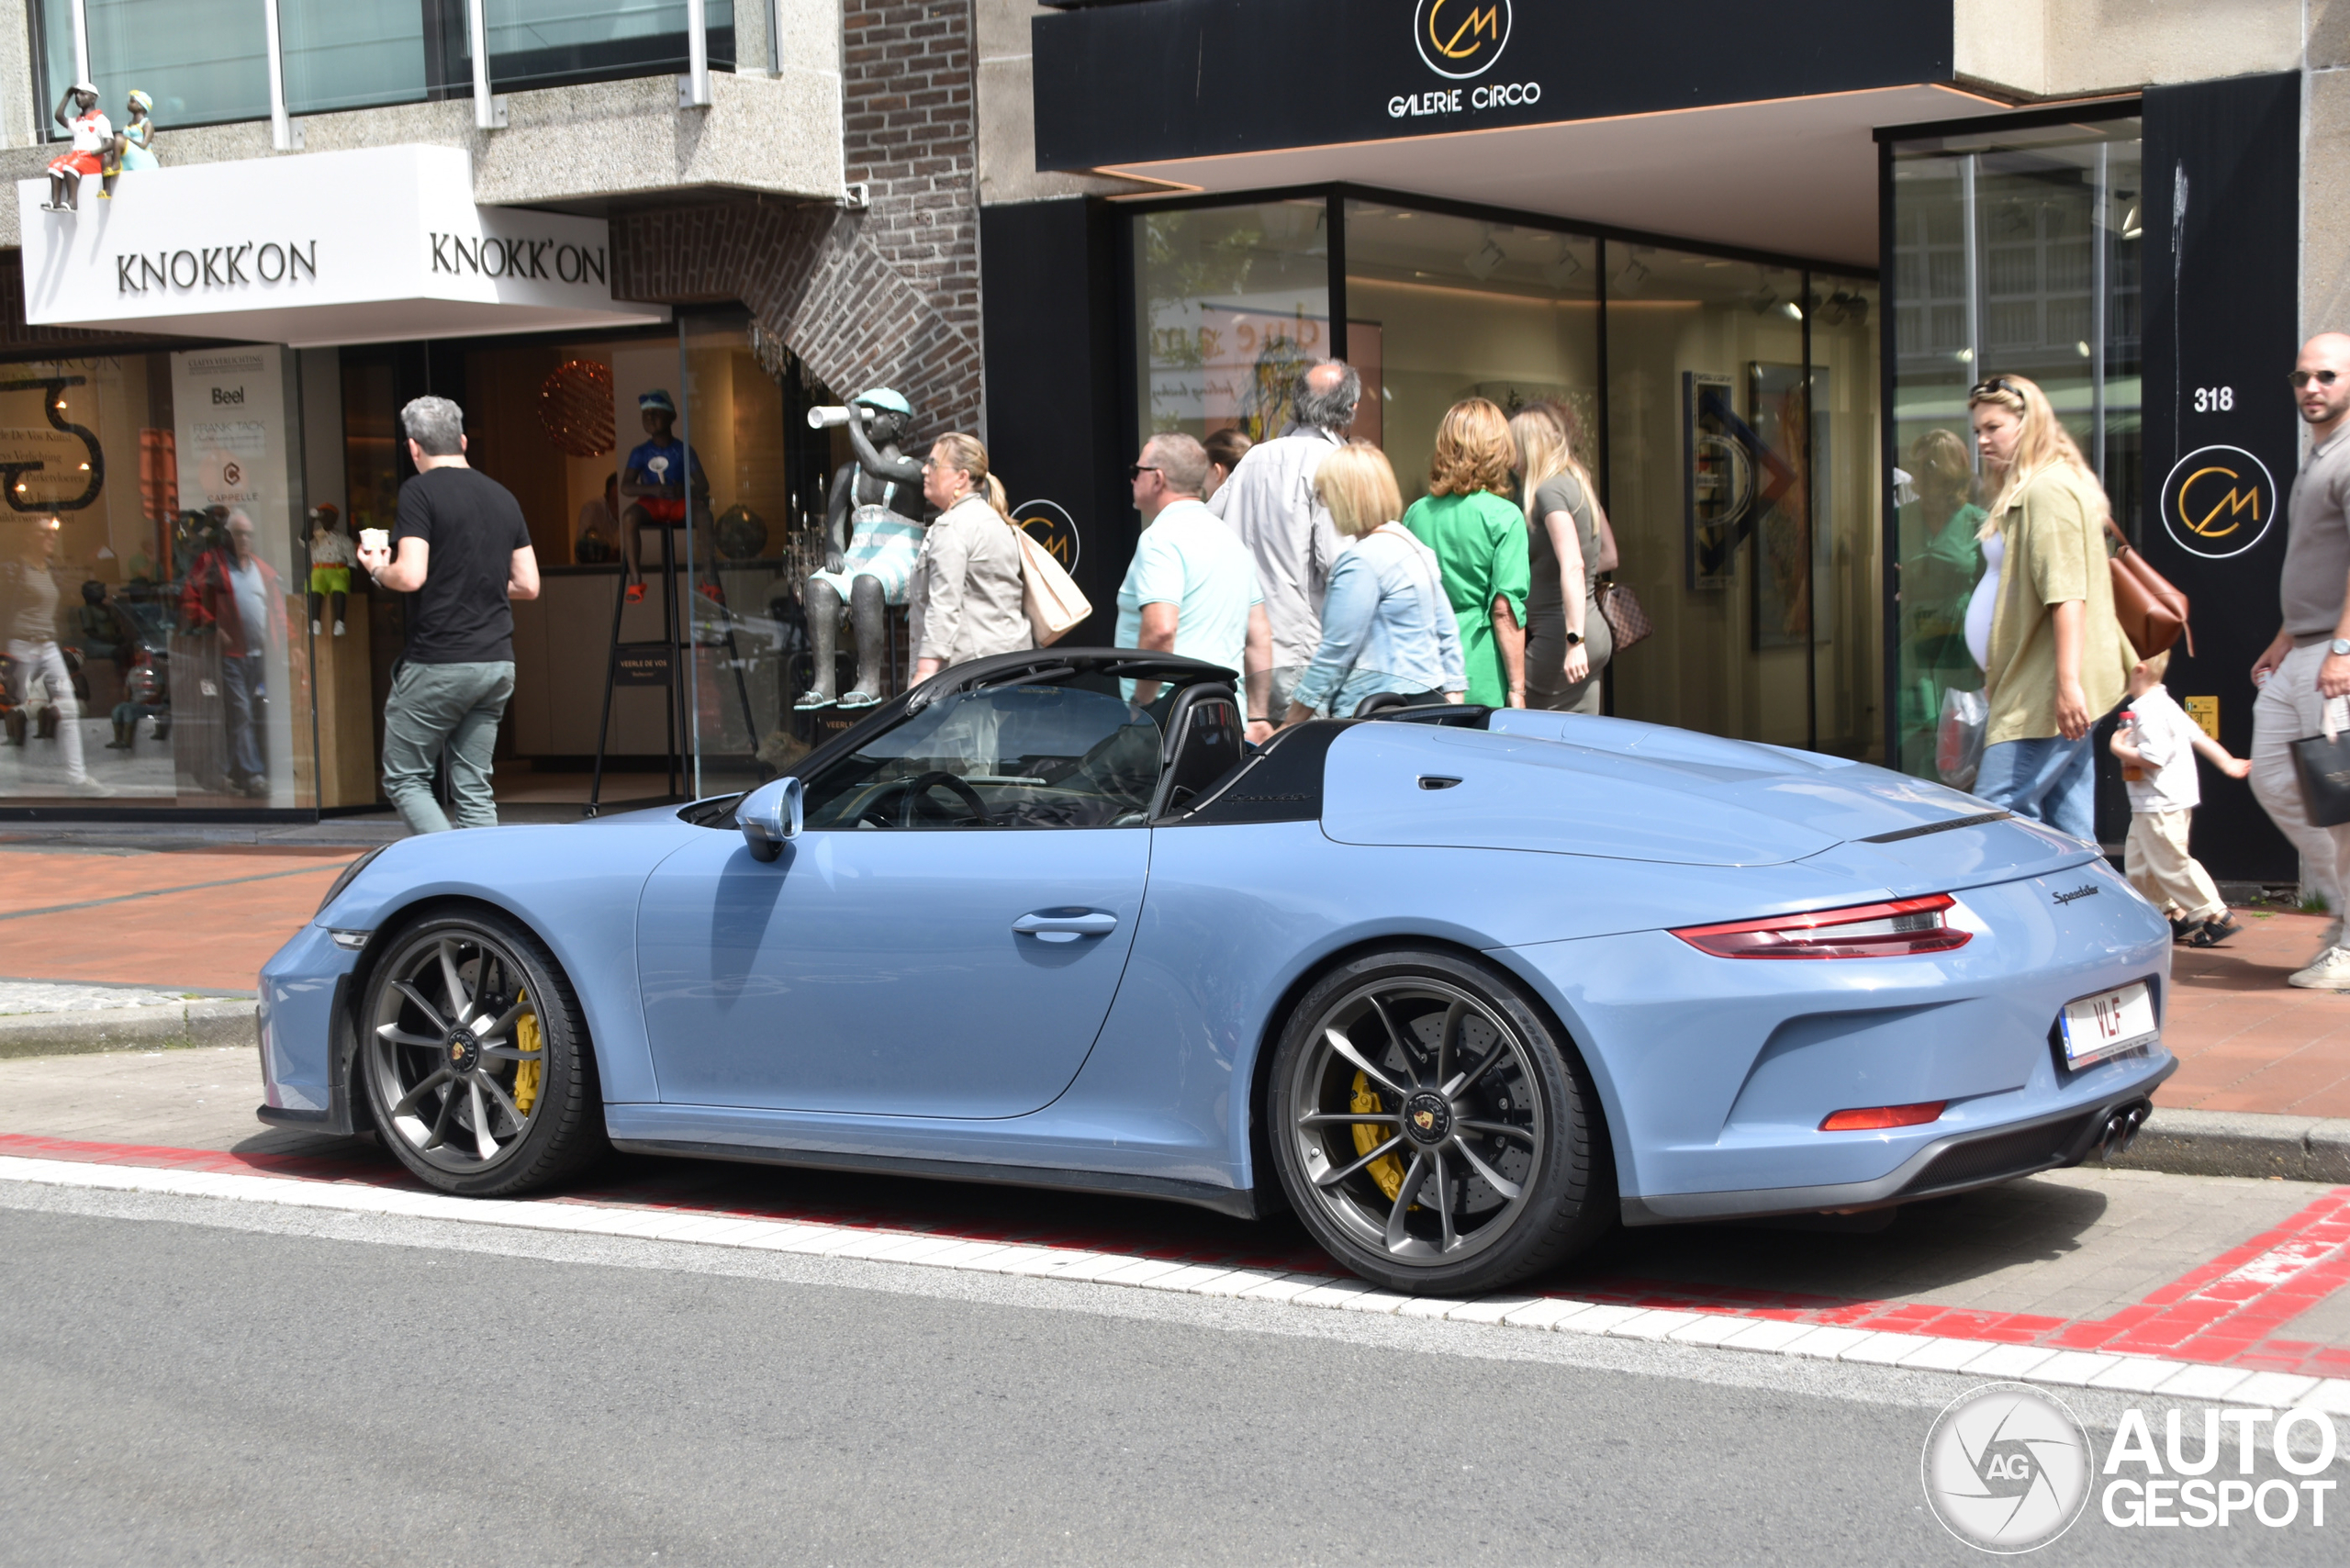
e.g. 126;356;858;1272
15;144;665;347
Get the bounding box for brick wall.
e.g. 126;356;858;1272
612;1;987;438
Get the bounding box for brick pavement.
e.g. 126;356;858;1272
2161;908;2350;1118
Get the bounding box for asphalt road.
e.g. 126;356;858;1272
0;1186;2339;1567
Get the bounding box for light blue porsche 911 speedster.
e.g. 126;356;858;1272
258;649;2174;1295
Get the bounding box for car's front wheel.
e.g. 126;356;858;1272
1268;948;1612;1294
359;909;605;1196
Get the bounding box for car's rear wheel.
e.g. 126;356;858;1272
1268;948;1612;1295
359;909;604;1196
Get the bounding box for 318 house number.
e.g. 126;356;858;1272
2192;386;2236;411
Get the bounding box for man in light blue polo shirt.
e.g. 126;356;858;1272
1116;431;1271;714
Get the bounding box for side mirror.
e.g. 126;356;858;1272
737;776;804;862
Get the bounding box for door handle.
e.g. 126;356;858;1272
1013;909;1118;941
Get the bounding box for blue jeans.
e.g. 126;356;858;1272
1975;734;2097;843
221;651;266;784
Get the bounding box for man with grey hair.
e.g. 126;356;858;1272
355;396;538;833
1206;359;1360;715
1116;431;1270;711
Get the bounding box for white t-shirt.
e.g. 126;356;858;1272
2120;684;2199;812
1114;498;1264;676
68;110;112;154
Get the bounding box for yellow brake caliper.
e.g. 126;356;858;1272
1350;1070;1405;1201
512;991;543;1115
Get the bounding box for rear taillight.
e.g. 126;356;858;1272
1820;1102;1946;1132
1671;893;1969;959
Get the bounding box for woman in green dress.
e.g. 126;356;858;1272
1897;428;1987;771
1402;398;1530;709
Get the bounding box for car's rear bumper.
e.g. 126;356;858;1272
1617;1066;2170;1225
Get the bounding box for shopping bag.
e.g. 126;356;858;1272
2292;696;2350;828
1936;685;1987;792
1010;520;1091;646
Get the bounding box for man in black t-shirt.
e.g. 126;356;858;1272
355;396;539;833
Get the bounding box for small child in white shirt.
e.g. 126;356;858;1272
2109;649;2249;946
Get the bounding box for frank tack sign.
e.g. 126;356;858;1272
428;234;608;286
118;242;318;295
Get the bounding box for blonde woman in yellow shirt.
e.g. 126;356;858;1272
1964;375;2133;841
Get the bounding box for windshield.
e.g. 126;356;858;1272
800;683;1164;829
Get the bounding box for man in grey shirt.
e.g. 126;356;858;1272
2250;330;2350;986
1207;360;1360;718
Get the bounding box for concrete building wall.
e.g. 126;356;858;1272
1958;0;2304;97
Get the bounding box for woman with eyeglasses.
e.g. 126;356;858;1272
909;433;1032;683
1964;375;2134;842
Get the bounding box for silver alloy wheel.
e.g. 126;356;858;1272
364;927;545;1174
1285;977;1545;1266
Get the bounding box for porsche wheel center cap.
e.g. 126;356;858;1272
445;1028;480;1073
1402;1092;1452;1146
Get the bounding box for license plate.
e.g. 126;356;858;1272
2057;981;2157;1068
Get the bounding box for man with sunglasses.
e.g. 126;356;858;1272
1116;433;1272;718
2250;332;2350;986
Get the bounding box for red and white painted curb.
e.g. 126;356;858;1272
5;1145;2348;1417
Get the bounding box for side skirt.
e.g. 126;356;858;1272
610;1137;1270;1222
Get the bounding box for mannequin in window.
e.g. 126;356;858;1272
799;388;924;710
307;504;354;636
620;388;709;603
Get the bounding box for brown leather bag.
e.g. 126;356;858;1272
1596;579;1653;653
2104;518;2191;659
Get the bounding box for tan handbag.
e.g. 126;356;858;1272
2104;518;2192;658
1010;518;1091;646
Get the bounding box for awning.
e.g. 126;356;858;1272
16;144;667;347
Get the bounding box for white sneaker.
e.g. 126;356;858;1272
311;619;321;634
2309;921;2344;969
2288;946;2350;991
333;620;346;636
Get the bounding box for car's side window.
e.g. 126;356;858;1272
800;685;1163;830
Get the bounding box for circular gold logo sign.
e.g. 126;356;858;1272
1414;0;1511;80
1013;498;1080;574
2158;444;2277;560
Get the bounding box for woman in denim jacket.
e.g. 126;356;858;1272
1278;442;1465;725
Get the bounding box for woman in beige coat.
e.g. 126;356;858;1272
911;432;1032;681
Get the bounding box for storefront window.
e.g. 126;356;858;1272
1;351;316;806
280;1;432;116
483;0;735;93
1341;201;1598;508
1605;249;1844;751
1886;117;2141;776
1136;200;1333;447
85;0;272;129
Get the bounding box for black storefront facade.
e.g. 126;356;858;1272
983;0;2311;883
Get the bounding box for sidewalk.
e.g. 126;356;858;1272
2162;909;2350;1118
2;834;2347;1118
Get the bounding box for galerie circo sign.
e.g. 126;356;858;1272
2158;444;2278;560
1393;2;1539;119
1013;498;1080;573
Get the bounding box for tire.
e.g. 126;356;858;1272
358;908;606;1196
1266;947;1613;1295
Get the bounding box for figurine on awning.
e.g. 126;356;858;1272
101;89;158;200
43;83;109;212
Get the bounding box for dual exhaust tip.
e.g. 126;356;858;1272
2096;1099;2154;1161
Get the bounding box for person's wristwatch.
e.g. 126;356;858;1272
1563;630;1584;647
2330;638;2350;658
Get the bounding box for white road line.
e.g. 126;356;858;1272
3;1152;2345;1417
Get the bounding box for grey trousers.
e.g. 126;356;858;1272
382;660;514;834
